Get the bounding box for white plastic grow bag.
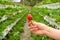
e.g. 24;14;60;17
35;2;60;9
12;0;21;2
0;12;26;40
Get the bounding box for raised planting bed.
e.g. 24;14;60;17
5;13;28;40
34;2;60;9
0;0;22;6
0;12;23;39
0;4;28;22
30;6;60;40
21;1;60;40
35;0;60;6
0;5;28;40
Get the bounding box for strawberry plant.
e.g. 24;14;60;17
30;6;60;40
0;0;60;40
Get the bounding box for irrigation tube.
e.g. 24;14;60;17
35;2;60;9
0;13;26;40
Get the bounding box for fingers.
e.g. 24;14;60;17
28;21;42;31
28;21;44;30
29;23;38;28
28;21;34;26
29;26;42;34
28;25;48;35
28;21;38;27
28;24;44;35
28;21;48;35
33;30;45;35
30;28;39;31
28;24;38;30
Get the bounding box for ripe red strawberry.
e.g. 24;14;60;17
27;14;33;22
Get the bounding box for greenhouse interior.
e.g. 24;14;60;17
0;0;60;40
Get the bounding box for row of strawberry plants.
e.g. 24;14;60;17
0;10;22;23
0;11;23;36
0;1;29;39
34;3;60;9
0;0;21;6
32;7;60;23
4;11;28;40
30;11;53;40
0;6;24;18
0;4;25;9
0;7;28;39
35;0;60;6
1;17;22;40
1;13;27;40
30;7;60;40
0;5;28;22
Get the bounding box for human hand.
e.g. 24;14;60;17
28;21;47;35
28;21;60;40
